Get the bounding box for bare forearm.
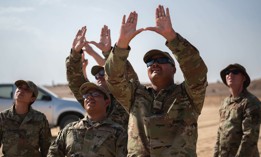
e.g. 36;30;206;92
91;52;105;66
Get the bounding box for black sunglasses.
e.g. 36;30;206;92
95;70;105;80
145;57;173;67
82;91;102;99
225;69;241;75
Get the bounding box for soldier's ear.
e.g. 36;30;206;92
104;99;110;108
171;65;176;74
31;97;36;103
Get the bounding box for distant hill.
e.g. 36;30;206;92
45;78;261;98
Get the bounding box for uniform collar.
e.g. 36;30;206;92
82;116;113;128
9;104;34;123
227;90;248;103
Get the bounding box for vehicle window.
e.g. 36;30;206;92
0;85;13;99
37;88;51;101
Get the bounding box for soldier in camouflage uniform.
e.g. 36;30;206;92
214;63;261;157
105;5;208;157
47;82;127;157
0;80;52;157
66;25;137;129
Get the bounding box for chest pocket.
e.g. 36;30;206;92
2;129;20;146
220;108;230;122
219;103;243;124
68;127;113;155
134;87;153;116
85;128;114;153
165;87;198;125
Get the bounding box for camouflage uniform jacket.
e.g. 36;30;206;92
47;116;127;157
105;33;208;157
214;90;261;157
66;50;129;129
0;105;52;157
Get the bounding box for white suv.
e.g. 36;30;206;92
0;83;86;129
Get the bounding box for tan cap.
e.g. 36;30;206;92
220;63;250;88
143;49;175;65
79;82;110;99
15;80;38;97
91;65;104;76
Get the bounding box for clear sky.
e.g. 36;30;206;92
1;0;260;86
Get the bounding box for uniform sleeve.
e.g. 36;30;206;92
39;115;52;157
47;128;68;157
115;129;128;157
125;60;139;82
66;49;89;106
102;48;111;59
213;105;222;157
105;46;137;113
104;48;139;83
236;100;261;156
166;33;208;114
213;126;221;157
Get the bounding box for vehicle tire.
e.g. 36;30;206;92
59;114;81;129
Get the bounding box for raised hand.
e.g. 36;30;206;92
72;26;87;53
117;11;144;49
145;5;177;42
83;42;95;56
81;53;88;79
83;34;106;66
88;25;111;53
81;53;88;69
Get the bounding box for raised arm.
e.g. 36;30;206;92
72;26;87;53
105;12;143;112
89;25;139;82
116;12;144;48
147;5;208;113
81;53;88;80
83;25;115;65
89;25;112;53
66;26;89;105
145;5;177;42
83;42;105;66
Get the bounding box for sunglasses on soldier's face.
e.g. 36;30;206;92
145;57;173;67
95;70;105;80
82;91;102;99
225;69;241;75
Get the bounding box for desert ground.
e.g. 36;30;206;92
1;79;261;156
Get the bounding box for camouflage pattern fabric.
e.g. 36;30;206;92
0;105;52;157
103;49;139;82
214;90;261;157
109;97;129;129
66;49;88;106
105;33;208;157
47;116;127;157
66;49;131;129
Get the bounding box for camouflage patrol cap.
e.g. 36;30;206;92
91;65;104;76
143;49;175;65
15;80;38;97
79;82;110;99
220;63;250;88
